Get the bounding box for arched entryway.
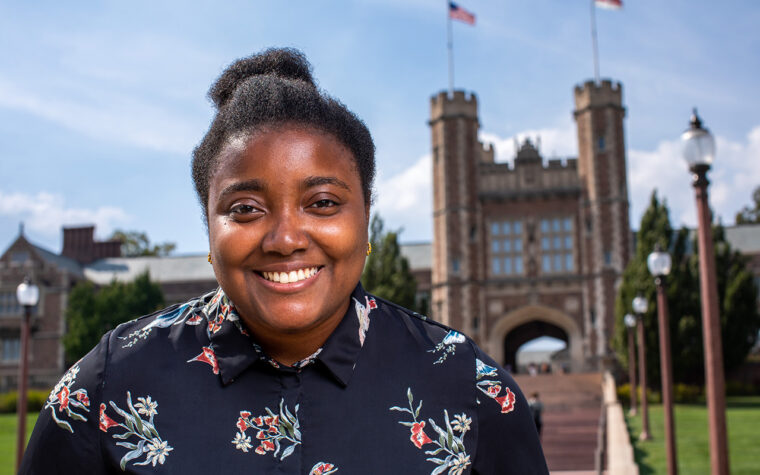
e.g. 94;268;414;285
504;320;568;372
487;305;584;372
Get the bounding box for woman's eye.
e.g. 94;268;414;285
228;203;262;220
230;204;255;214
311;199;337;208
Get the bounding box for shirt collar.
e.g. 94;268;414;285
199;284;377;387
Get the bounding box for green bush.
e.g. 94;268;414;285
0;390;50;413
616;383;660;405
673;383;703;403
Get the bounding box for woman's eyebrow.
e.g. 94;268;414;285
303;176;351;191
218;179;266;199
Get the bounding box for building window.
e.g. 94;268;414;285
542;255;551;273
489;219;525;276
0;292;21;316
539;215;575;275
1;338;20;361
452;258;460;273
604;251;612;266
598;136;606;150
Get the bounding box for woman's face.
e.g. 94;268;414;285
207;125;369;340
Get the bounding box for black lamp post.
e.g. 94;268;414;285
681;109;729;475
632;294;650;440
648;244;677;475
15;277;39;471
624;313;638;416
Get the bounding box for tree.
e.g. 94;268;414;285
735;185;760;224
613;191;760;385
63;271;164;364
110;230;176;257
361;214;420;312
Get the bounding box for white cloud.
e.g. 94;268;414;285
374;154;432;241
0;191;129;238
628;126;760;228
0;78;203;155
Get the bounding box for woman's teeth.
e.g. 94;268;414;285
261;267;318;284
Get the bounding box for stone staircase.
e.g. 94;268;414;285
514;372;603;474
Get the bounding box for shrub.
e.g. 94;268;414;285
725;380;758;396
0;389;50;413
616;383;660;405
672;383;703;403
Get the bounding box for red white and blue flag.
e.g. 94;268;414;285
595;0;622;9
449;2;476;25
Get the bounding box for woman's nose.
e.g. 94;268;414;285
260;212;309;256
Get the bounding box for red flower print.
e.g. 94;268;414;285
255;439;276;454
75;391;90;406
368;298;377;309
186;314;202;325
236;417;248;432
256;430;267;440
263;415;278;426
410;421;434;449
252;416;264;426
187;346;220;374
58;386;70;411
495;388;516;414
240;411;251;419
310;462;337;474
487;383;501;397
99;403;119;432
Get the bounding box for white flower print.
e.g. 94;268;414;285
232;432;253;452
134;396;158;418
451;413;471;433
145;438;173;467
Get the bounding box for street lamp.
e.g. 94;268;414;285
15;277;39;471
624;313;638;416
632;294;650;440
648;244;677;475
682;109;729;475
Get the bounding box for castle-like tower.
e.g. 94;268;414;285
429;81;631;371
574;80;631;358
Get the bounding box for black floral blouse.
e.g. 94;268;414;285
21;284;548;474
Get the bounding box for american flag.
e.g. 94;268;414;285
595;0;622;10
449;2;475;25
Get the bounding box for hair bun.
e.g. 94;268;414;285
209;47;316;108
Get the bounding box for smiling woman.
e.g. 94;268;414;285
21;49;548;474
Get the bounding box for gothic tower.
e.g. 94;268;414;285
429;91;483;334
573;80;631;359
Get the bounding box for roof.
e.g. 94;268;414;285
31;244;84;277
724;224;760;254
400;242;432;269
84;255;216;285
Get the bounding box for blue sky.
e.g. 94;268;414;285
1;0;759;255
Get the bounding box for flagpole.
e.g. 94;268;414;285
590;0;600;83
447;1;454;95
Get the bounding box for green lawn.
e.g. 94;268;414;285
0;413;38;474
625;397;760;474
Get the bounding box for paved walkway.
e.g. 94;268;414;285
514;373;603;473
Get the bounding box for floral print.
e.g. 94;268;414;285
429;330;466;364
44;364;91;433
475;359;516;414
187;346;220;374
353;295;376;346
99;391;173;470
309;461;338;474
233;399;301;460
120;300;199;348
391;388;472;475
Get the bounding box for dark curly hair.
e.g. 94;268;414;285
191;48;375;219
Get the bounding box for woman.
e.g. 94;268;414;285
22;48;547;474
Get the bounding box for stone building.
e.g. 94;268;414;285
429;80;632;371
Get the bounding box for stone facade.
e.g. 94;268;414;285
430;80;631;371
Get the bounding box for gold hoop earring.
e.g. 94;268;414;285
366;242;372;256
207;252;212;264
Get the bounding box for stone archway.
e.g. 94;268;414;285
487;305;584;372
503;320;568;372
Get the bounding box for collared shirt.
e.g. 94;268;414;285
22;284;548;474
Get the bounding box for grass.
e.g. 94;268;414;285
0;413;38;474
625;396;760;474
